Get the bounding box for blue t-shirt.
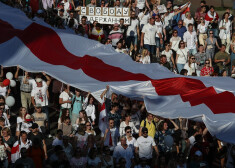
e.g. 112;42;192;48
173;26;187;40
72;95;84;114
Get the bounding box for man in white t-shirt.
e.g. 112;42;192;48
183;23;198;55
126;11;140;51
134;127;159;167
113;136;134;168
59;84;73;117
31;73;51;134
155;15;166;58
141;18;158;56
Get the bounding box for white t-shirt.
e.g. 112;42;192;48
59;91;72;109
31;85;48;107
113;145;134;168
0;86;7;97
161;50;173;62
142;23;158;45
16;122;32;133
140;56;151;64
183;18;194;30
197;24;208;34
163;12;174;28
127;19;139;36
170;36;181;51
155;21;163;38
119;121;139;137
177;48;189;64
138;12;150;26
17;117;24;124
136;0;145;10
184;63;198;75
28;79;46;90
183;31;198;50
134;136;156;159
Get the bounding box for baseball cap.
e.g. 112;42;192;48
31;123;39;129
24;114;32;122
173;6;179;10
36;78;42;83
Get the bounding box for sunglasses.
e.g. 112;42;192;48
205;62;210;64
210;33;213;34
143;131;148;134
82;20;86;21
86;124;91;126
173;32;177;34
191;58;195;60
126;131;132;133
180;43;184;44
0;108;4;110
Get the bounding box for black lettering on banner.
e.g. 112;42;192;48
96;7;101;15
116;8;122;16
103;7;108;15
123;8;129;16
107;17;112;24
89;17;94;22
103;17;107;22
95;17;99;21
109;8;115;16
124;17;130;24
99;17;103;23
81;7;86;15
89;7;94;15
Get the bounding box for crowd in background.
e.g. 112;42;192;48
0;0;235;167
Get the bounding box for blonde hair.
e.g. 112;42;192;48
141;49;149;58
185;12;191;18
2;127;11;136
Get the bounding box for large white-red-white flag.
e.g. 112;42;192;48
0;3;235;143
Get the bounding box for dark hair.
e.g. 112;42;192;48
192;72;197;76
199;44;203;47
64;117;70;121
158;121;167;131
0;117;5;122
109;118;114;122
200;0;206;4
57;129;63;134
96;23;101;28
188;23;193;28
178;40;185;48
111;103;119;109
180;69;188;75
209;6;214;9
61;108;70;123
125;113;131;118
125;126;131;132
20;131;27;137
81;16;87;20
120;18;124;21
160;55;167;59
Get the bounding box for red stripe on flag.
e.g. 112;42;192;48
1;20;235;115
11;144;19;154
100;102;106;112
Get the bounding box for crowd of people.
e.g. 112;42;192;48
0;0;235;167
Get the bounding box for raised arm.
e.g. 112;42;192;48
100;85;109;100
42;72;51;86
169;119;179;130
15;66;20;79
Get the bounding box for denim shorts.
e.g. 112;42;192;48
155;37;164;48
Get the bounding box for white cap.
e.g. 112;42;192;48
173;6;179;10
36;78;42;83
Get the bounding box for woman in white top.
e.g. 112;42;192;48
219;12;232;54
161;42;175;70
140;48;151;64
119;113;139;136
16;107;27;137
184;55;198;76
183;12;195;30
197;17;208;46
83;94;96;125
176;40;189;74
170;30;181;60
